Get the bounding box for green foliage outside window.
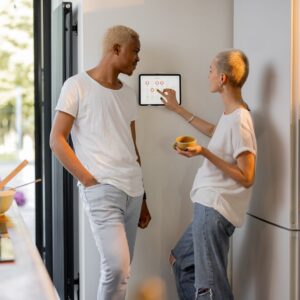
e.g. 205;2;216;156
0;0;33;145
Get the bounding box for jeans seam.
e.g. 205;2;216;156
82;189;98;222
203;207;214;286
81;189;93;217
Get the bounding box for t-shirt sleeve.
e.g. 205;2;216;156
232;113;257;159
55;77;79;118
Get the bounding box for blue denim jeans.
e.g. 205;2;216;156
79;183;143;300
171;203;235;300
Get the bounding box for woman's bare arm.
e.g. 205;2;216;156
157;89;215;137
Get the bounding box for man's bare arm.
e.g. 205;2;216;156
50;111;97;187
130;121;151;228
131;121;141;165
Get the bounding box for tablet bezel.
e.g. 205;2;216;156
138;74;181;106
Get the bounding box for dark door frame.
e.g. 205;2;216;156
33;0;53;278
34;2;78;298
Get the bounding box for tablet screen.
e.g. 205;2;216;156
139;74;181;106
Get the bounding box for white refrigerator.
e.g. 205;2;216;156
232;0;300;299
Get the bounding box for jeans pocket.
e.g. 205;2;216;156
217;213;235;237
84;182;102;191
81;183;103;211
225;222;235;237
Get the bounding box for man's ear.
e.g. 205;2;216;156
113;43;121;55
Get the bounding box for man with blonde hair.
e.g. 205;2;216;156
50;25;151;300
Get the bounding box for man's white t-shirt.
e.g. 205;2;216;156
190;108;257;227
55;72;144;197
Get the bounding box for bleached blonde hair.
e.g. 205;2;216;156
102;25;139;55
215;49;249;88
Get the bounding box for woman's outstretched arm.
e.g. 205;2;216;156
157;89;215;137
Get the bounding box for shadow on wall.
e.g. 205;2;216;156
236;64;278;300
250;64;284;219
234;218;275;300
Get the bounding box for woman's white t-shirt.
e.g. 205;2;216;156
190;108;257;227
55;72;144;197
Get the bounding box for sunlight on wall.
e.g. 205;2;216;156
292;0;299;114
83;0;144;13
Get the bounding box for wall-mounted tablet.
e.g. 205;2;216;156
139;74;181;106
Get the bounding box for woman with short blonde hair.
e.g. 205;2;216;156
158;49;256;300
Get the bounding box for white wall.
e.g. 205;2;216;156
78;1;233;299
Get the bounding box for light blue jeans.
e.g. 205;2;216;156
171;203;235;300
79;183;143;300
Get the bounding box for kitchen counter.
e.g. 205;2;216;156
0;202;58;300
